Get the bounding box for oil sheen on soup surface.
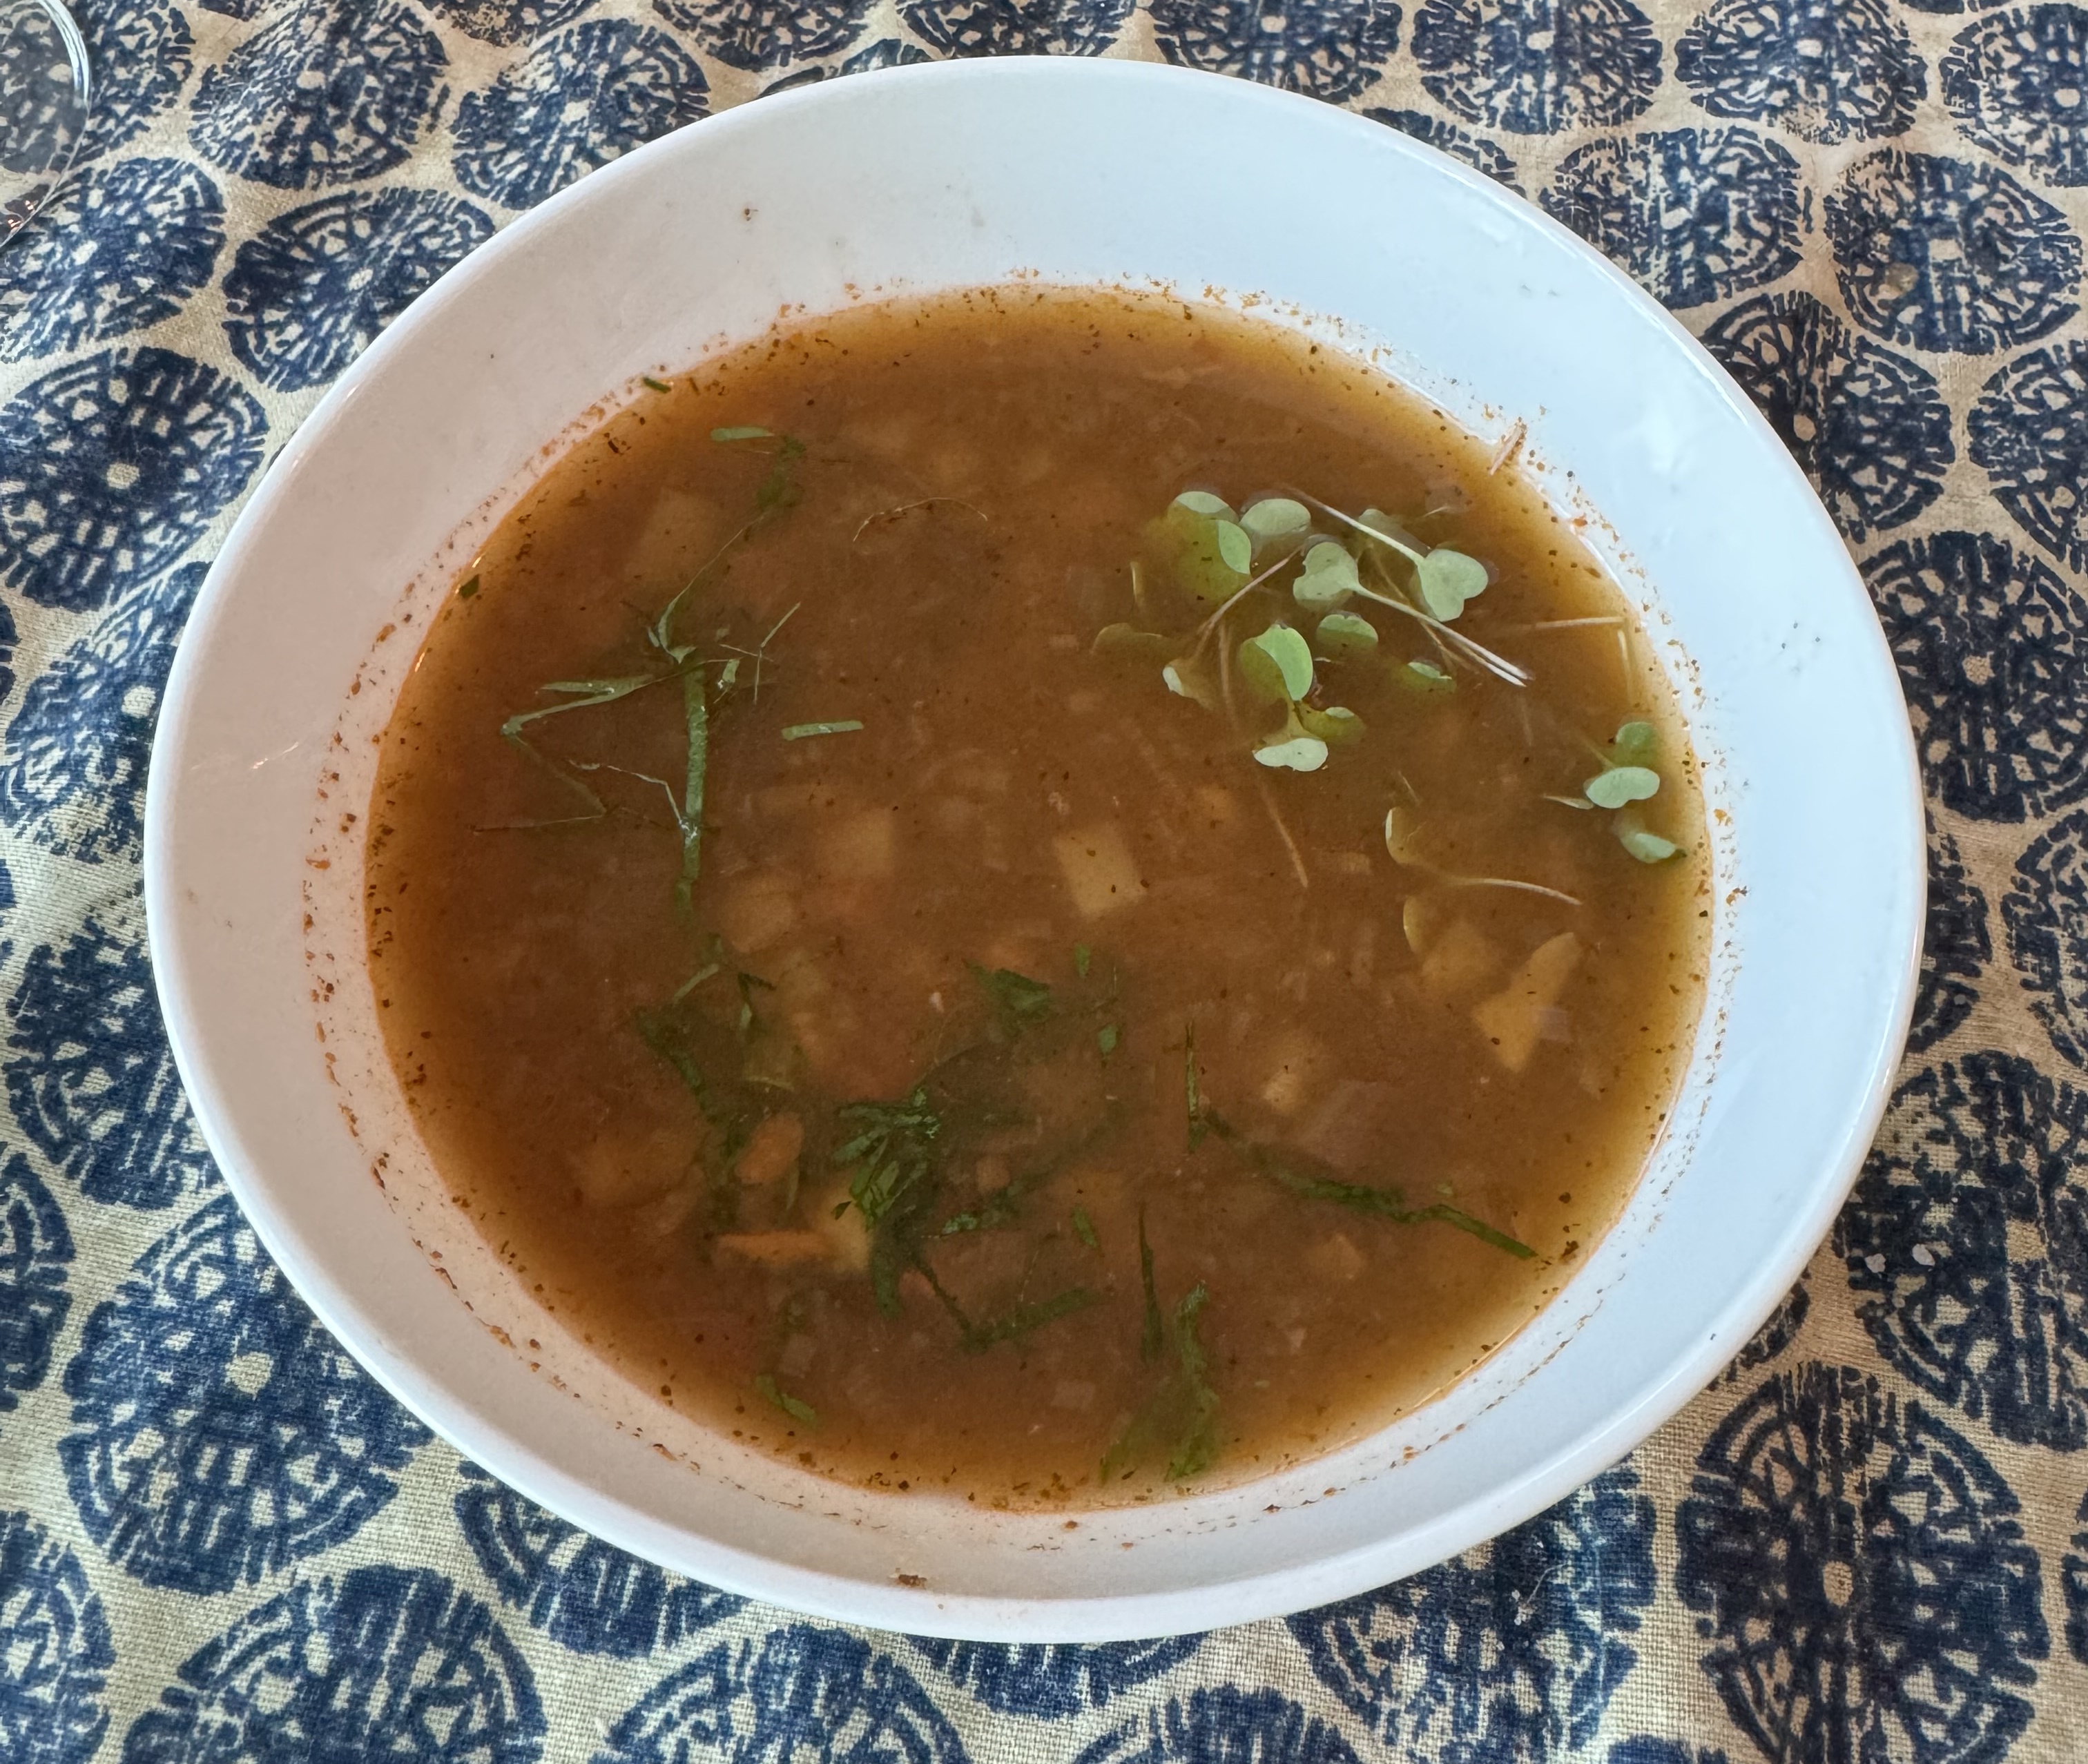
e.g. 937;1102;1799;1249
367;288;1708;1506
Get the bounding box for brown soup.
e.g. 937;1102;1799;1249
365;288;1708;1506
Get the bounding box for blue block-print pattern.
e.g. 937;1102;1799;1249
224;188;495;392
1542;128;1804;309
1839;1054;2088;1448
1076;1687;1362;1764
1826;149;2080;355
911;1636;1199;1716
1366;106;1522;189
0;0;192;169
652;0;875;72
1914;819;1991;1054
2008;811;2088;1069
1864;532;2088;823
898;0;1134;57
0;348;266;614
454;1464;743;1656
0;159;224;366
0;1512;113;1764
761;35;934;90
1288;1465;1655;1758
1973;340;2088;571
1725;1274;1811;1381
1675;0;1924;144
7;911;213;1210
1699;290;1953;542
1412;0;1661;134
429;0;598;46
123;1565;543;1763
0;1155;71;1419
1677;1363;2048;1764
60;1196;430;1594
2067;1489;2088;1664
452;19;708;210
1148;0;1402;103
0;563;200;866
595;1625;970;1762
189;0;450;192
1609;1744;1731;1764
1942;5;2088;188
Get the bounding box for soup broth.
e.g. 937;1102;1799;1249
365;288;1708;1504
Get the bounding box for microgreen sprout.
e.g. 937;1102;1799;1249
781;720;864;740
754;1373;816;1426
1314;611;1378;661
642;376;673;394
457;574;481;600
711;425;773;442
1584;765;1659;809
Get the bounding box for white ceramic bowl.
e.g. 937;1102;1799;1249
145;58;1923;1640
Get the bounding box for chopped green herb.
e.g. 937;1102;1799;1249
753;1373;817;1426
1072;1207;1099;1250
1164;1283;1221;1480
457;574;481;600
781;719;864;740
1074;943;1092;979
959;1286;1097;1353
1097;1022;1121;1060
1584;764;1661;810
675;670;708;915
1138;1208;1163;1361
833;1089;941;1228
642;376;673;394
969;963;1054;1034
1185;1024;1208;1150
712;425;774;442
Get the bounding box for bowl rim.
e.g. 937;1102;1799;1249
144;54;1926;1639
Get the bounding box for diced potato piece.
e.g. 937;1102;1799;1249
1259;1028;1324;1117
574;1130;686;1208
1473;933;1585;1073
736;1113;804;1187
1054;824;1143;920
719;872;797;952
820;807;897;880
716;1231;831;1267
623;487;726;589
1308;1232;1366;1283
1420;918;1502;999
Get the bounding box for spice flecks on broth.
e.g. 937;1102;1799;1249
365;287;1708;1505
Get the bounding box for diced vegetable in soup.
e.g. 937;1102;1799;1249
365;288;1708;1504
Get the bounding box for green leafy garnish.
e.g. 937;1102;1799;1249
1150;494;1250;607
642;376;673;394
1072;1207;1099;1250
1174;490;1234;520
1584;764;1660;809
1185;1023;1208;1150
1397;658;1456;695
711;425;773;442
1092;623;1174;663
1416;547;1489;621
1297;704;1364;747
1097;1023;1120;1059
1239;496;1311;556
969;962;1054;1034
781;719;864;740
1293;541;1360;611
1238;621;1315;705
1253;730;1329;772
1074;943;1092;978
754;1373;817;1426
958;1286;1097;1353
833;1089;940;1229
1614;719;1658;762
457;574;480;600
1164;1283;1221;1480
675;671;708;914
1615;808;1682;864
1314;610;1378;661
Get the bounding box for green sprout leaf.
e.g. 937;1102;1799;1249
1214;519;1253;576
1173;490;1235;521
1139;1208;1164;1360
1240;496;1310;556
1162;653;1221;709
457;574;481;601
642;376;673;394
1297;704;1364;747
1239;622;1315;704
1615;809;1682;864
711;425;773;442
1074;943;1092;978
781;720;864;741
753;1373;817;1426
1384;805;1425;866
1314;610;1378;662
1397;659;1456;696
1098;1022;1120;1058
1072;1207;1099;1250
1416;548;1489;621
1253;733;1329;772
1614;720;1658;762
1164;1282;1221;1481
1294;541;1360;611
1584;764;1661;809
1151;500;1250;608
969;962;1054;1033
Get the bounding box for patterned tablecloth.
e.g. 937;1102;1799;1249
1;0;2086;1757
